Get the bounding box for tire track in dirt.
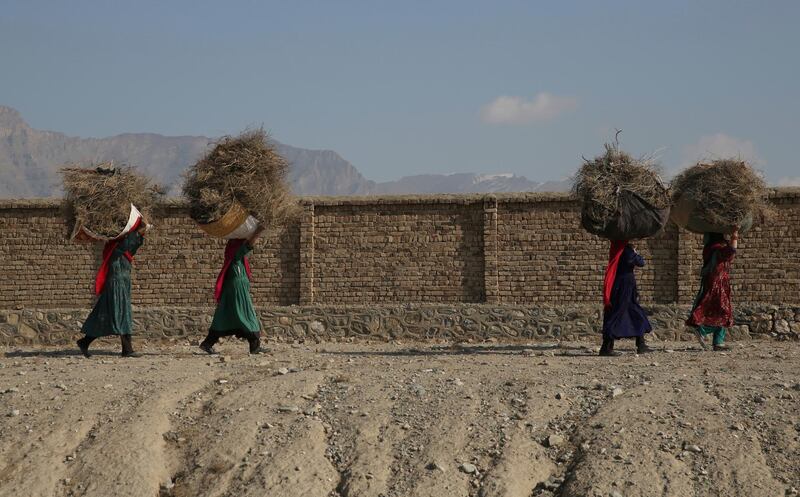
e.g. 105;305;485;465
0;362;135;497
477;359;600;497
560;378;785;497
58;371;214;497
706;356;800;496
316;372;396;497
0;355;216;497
239;418;338;497
478;426;555;497
227;368;338;497
162;363;332;497
382;367;480;497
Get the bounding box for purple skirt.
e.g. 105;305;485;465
602;272;652;339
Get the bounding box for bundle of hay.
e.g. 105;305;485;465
182;129;296;233
573;142;670;240
61;163;162;240
670;159;770;234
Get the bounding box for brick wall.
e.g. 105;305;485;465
0;200;300;309
495;198;679;305
0;190;798;310
312;199;485;304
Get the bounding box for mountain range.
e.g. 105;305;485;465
0;105;570;197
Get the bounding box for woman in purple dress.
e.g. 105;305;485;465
599;240;653;356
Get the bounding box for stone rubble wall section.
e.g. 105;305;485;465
0;304;797;346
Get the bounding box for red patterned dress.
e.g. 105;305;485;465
687;240;736;327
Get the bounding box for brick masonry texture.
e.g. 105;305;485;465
313;202;485;303
0;190;798;345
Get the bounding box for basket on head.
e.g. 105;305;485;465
197;201;259;239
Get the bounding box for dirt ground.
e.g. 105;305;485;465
1;337;799;497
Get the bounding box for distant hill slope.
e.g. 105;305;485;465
0;105;570;197
373;173;546;194
0;106;374;197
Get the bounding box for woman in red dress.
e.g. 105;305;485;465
686;228;739;351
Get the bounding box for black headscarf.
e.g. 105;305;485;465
703;232;725;247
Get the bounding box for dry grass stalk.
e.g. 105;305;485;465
670;159;771;230
60;163;162;239
182;129;297;229
573;142;669;224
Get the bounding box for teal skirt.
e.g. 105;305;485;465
211;273;261;334
82;275;133;337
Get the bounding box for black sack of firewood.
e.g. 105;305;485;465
60;163;162;241
182;129;297;237
670;159;771;234
574;143;670;240
581;189;670;240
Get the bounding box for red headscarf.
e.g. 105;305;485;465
214;239;252;301
94;218;142;295
603;240;628;309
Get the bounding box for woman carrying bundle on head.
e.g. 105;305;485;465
669;159;765;351
600;240;653;356
184;129;296;355
77;219;150;358
573;137;669;355
686;228;739;351
200;226;267;355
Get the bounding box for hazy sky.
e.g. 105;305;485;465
2;0;798;183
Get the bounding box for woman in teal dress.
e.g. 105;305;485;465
200;226;266;354
77;221;148;358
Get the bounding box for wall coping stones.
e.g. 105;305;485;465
2;187;797;213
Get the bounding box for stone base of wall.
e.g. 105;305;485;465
1;303;798;346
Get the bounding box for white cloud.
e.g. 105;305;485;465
480;92;578;125
681;133;765;168
778;177;800;186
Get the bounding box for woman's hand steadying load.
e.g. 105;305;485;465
730;226;739;249
137;218;151;235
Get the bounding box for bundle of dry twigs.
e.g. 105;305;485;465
60;163;162;239
182;129;296;228
573;141;669;227
670;159;771;232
